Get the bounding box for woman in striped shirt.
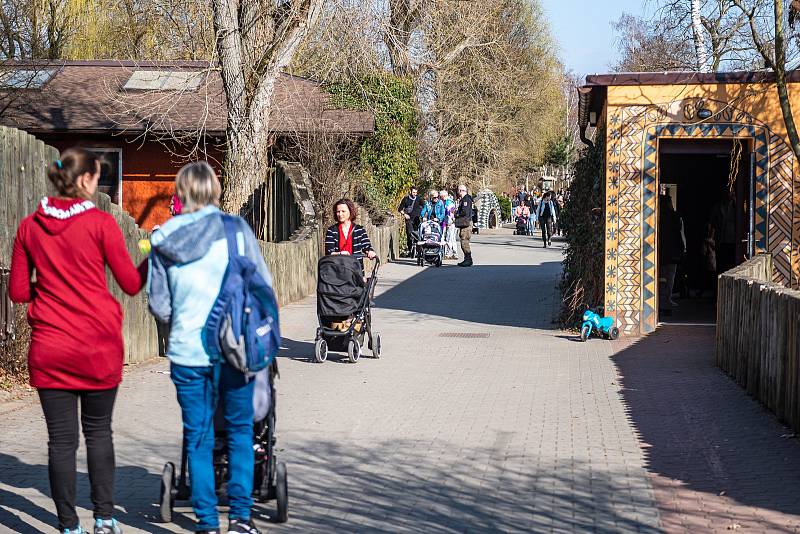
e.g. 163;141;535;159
325;198;377;259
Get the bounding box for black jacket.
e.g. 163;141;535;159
325;223;373;255
455;194;474;228
398;194;423;219
659;201;685;265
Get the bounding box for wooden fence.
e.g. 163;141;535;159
0;127;58;265
0;127;156;364
716;254;800;431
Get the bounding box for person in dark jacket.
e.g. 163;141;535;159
9;148;147;534
537;192;558;247
455;184;474;267
325;198;376;259
398;186;422;256
658;192;685;315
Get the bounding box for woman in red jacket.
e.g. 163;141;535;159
9;147;147;534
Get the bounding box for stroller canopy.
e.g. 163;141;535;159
317;255;366;318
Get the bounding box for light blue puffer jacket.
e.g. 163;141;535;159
147;206;273;367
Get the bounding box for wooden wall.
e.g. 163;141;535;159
34;133;224;231
0;127;58;266
716;254;800;432
0;127;157;364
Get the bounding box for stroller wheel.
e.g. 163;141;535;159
314;339;328;363
159;462;176;523
259;452;276;502
347;339;361;363
608;326;620;340
275;462;289;523
435;257;442;267
371;332;382;358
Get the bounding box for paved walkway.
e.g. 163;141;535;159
1;230;798;533
614;326;800;533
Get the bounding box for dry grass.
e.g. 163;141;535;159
0;305;30;390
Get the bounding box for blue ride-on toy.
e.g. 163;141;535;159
580;308;620;342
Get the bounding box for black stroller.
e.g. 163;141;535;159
159;360;288;524
514;213;529;235
314;254;381;363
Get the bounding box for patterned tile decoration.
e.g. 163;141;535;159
605;99;795;335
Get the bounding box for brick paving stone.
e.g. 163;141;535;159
613;325;800;533
0;232;663;533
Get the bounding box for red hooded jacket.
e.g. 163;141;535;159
9;197;146;390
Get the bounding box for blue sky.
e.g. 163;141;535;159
539;0;650;76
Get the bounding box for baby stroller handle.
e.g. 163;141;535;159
351;253;381;271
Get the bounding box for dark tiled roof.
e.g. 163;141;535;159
584;70;800;87
0;60;374;135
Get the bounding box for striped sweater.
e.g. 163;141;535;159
325;223;373;255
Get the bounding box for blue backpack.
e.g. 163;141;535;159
202;214;280;374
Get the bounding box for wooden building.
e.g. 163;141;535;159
0;60;374;230
578;71;800;336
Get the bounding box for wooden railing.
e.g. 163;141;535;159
716;254;800;430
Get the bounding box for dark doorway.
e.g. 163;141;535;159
658;139;752;324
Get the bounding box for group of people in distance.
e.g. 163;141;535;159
507;186;566;248
398;185;475;267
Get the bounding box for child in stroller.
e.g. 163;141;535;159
159;360;288;525
314;253;382;363
514;203;531;235
416;219;445;267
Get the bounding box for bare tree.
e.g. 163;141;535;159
731;0;800;160
613;13;695;71
211;0;322;213
652;0;760;70
692;0;711;69
414;0;563;190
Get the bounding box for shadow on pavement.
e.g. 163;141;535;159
612;325;800;530
277;439;660;533
373;262;563;329
0;453;193;533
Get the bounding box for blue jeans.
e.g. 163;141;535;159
171;362;255;531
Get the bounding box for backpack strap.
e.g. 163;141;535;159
221;214;242;259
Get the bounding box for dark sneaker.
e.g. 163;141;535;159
228;519;261;534
196;531;220;534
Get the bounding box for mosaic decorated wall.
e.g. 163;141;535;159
604;97;797;335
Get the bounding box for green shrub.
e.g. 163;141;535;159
328;74;419;211
497;196;512;222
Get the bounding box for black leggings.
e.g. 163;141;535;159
38;387;118;531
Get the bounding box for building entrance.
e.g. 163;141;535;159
657;139;752;324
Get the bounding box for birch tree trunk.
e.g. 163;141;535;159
211;0;322;214
691;0;710;71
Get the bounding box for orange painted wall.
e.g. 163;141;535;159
34;134;224;230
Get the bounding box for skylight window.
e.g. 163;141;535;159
0;69;57;89
123;70;203;91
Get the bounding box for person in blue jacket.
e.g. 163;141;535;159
419;189;439;221
148;161;272;534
